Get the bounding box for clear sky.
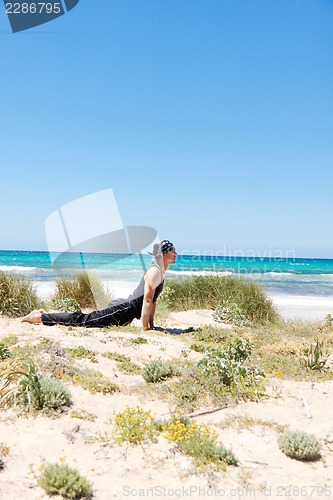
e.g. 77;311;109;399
1;0;332;258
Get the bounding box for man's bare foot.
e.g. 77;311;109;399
21;309;45;323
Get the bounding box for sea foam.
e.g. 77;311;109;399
0;265;39;273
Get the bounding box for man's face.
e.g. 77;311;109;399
166;248;177;263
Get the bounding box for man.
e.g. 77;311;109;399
22;240;177;330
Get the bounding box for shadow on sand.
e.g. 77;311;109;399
153;326;196;335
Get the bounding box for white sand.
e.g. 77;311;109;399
0;311;332;499
270;294;333;321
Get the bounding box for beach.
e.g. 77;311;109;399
1;250;333;322
270;294;333;321
0;311;333;499
1;251;333;499
3;0;333;496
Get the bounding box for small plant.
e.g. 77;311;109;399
0;272;41;317
190;342;206;353
66;346;98;363
0;440;10;469
278;430;321;461
113;406;158;444
220;415;287;433
129;336;148;345
87;430;113;444
324;314;333;329
0;335;19;347
300;338;330;372
0;342;12;360
70;409;97;422
54;271;111;309
163;417;237;467
50;297;81;313
192;327;229;344
1;360;71;411
79;373;118;395
39;356;119;396
213;303;252;327
38;339;66;358
0;442;10;458
37;377;71;411
0;440;9;469
38;462;93;499
103;351;129;362
223;337;253;361
102;351;141;374
142;359;180;383
197;338;264;387
117;360;141;374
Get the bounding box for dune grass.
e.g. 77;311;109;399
0;360;71;412
0;272;41;317
159;275;279;325
54;271;111;309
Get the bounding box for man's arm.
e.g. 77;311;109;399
149;301;157;329
141;267;161;330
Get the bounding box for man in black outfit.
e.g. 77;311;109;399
22;240;177;331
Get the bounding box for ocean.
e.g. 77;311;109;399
1;250;333;319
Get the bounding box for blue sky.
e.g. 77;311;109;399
0;0;332;257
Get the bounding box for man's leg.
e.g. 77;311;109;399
41;302;135;327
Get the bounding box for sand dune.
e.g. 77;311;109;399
0;311;332;499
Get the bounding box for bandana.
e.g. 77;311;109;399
159;240;175;254
149;240;175;256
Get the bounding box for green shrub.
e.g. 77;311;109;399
191;326;229;344
162;358;266;413
222;337;253;361
160;275;278;324
54;271;111;309
142;359;180;383
102;351;141;374
300;338;330;372
129;336;148;345
197;338;264;387
213;303;252;327
0;335;19;348
113;406;157;444
70;409;97;422
36;377;71;410
163;417;237;467
1;360;71;411
40;355;119;395
103;351;130;362
66;346;97;363
0;272;40;317
38;463;93;499
117;360;141;374
278;431;321;461
0;442;10;458
50;297;81;312
0;342;12;360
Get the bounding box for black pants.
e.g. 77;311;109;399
41;301;138;328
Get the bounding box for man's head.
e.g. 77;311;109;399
150;240;177;265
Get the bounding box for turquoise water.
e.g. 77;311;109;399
0;250;333;297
